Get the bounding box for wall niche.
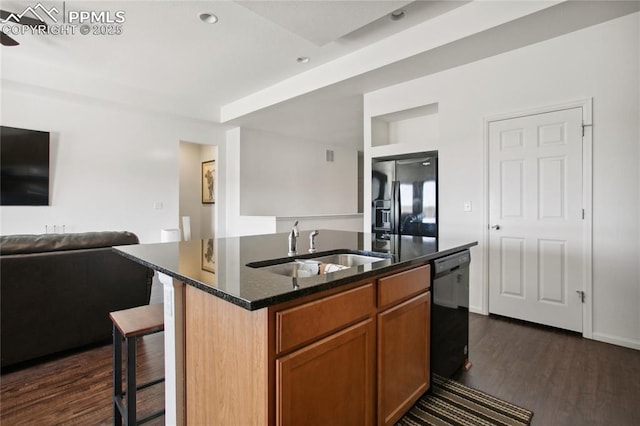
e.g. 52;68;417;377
371;103;439;148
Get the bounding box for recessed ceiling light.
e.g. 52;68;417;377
390;10;406;21
199;13;218;24
297;57;310;64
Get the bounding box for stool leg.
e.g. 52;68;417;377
113;325;123;426
126;336;137;425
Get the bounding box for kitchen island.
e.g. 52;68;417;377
115;230;477;426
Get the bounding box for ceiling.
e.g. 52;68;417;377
1;1;638;148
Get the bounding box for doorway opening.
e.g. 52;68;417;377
179;141;217;240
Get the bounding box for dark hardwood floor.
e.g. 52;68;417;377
455;314;640;425
2;308;638;425
1;280;165;426
0;332;164;425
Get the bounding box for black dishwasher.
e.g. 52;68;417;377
431;250;470;378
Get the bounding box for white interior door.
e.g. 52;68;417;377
488;107;584;332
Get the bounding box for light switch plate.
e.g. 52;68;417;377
464;201;472;212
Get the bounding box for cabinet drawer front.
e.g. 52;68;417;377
276;283;375;354
378;264;430;309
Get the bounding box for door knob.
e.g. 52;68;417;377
490;224;501;230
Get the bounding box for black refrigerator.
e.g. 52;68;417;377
371;151;438;238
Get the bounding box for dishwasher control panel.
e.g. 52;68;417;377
433;250;470;276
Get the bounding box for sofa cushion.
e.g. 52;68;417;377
0;231;139;255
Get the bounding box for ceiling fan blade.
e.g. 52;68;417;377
0;9;48;28
1;32;19;46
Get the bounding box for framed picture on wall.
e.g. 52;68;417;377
202;160;215;204
202;239;215;273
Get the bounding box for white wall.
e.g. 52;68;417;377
275;214;364;233
224;127;242;236
0;82;226;243
240;128;358;216
364;13;640;348
179;142;217;240
179;142;202;240
223;127;360;237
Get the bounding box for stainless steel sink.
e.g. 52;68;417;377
255;261;319;278
248;252;390;278
307;253;387;267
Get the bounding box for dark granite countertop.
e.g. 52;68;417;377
114;230;477;311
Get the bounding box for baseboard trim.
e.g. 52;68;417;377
469;305;485;315
468;311;639;350
592;332;640;350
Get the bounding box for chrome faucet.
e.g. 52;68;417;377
288;221;299;256
308;230;319;253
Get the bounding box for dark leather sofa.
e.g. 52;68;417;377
0;231;154;368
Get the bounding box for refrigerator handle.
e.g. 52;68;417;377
391;181;400;234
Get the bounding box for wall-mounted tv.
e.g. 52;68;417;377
1;126;50;206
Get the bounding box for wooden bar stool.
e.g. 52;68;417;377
110;304;165;425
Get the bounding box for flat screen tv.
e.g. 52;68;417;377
1;126;50;206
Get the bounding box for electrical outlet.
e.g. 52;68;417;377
464;201;472;212
154;201;163;210
46;224;66;233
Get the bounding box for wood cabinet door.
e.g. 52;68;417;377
276;318;375;426
377;291;431;426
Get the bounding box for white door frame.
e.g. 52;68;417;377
481;98;593;338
